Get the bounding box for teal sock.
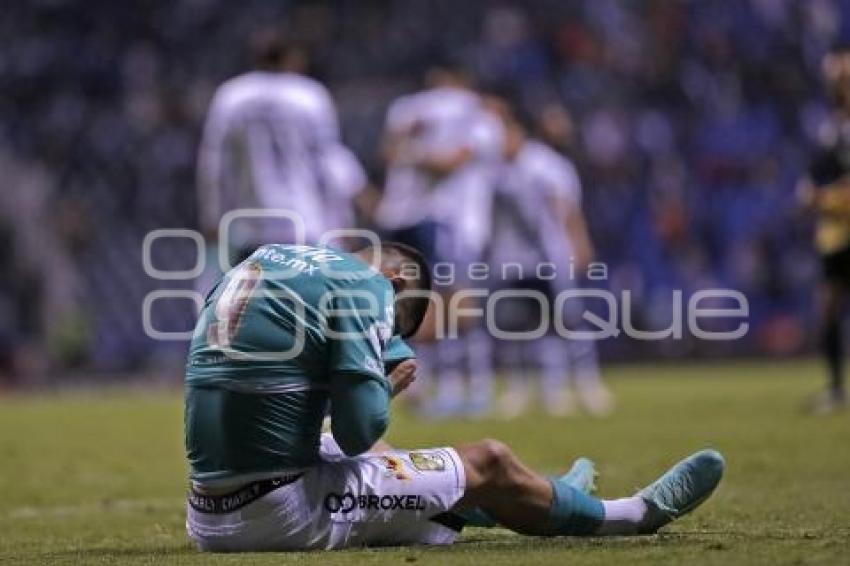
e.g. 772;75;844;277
548;478;605;535
456;507;499;528
460;472;589;529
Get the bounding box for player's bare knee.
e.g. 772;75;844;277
477;438;517;484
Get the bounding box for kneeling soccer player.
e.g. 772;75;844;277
184;242;725;551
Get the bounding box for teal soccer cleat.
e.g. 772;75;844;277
636;449;725;533
559;457;599;495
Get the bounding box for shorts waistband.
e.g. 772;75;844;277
188;473;303;514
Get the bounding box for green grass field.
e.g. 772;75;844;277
1;360;848;565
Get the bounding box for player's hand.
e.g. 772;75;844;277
389;359;418;398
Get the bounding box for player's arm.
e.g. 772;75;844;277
562;197;595;269
548;154;595;269
382;124;414;165
381;97;416;166
329;360;417;456
326;289;416;457
353;184;382;223
417;147;474;177
329;373;390;457
417;110;499;177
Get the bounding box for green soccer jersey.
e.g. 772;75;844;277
185;244;414;485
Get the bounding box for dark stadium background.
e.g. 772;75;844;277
0;0;844;381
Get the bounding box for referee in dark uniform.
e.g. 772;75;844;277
800;47;850;413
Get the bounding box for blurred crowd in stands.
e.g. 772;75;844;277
1;0;847;380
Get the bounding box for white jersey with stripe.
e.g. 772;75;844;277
317;144;367;233
377;87;503;256
197;71;343;245
490;140;582;273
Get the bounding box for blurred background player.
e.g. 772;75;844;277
196;31;366;274
486;94;612;418
375;61;503;417
799;46;850;414
7;0;847;404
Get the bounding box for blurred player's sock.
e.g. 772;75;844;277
498;342;531;419
807;390;847;415
566;340;613;416
404;341;434;408
466;327;494;416
422;338;466;418
823;319;846;401
576;382;614;417
535;336;576;417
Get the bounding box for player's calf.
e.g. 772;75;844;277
455;441;725;537
454;439;557;535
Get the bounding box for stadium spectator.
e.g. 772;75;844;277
0;0;845;375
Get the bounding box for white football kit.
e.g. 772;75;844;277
489;139;609;417
317;143;367;234
376;86;503;262
490;139;583;290
186;434;466;551
197;71;357;247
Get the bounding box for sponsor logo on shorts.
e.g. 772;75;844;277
323;492;426;514
379;455;410;480
409;451;445;472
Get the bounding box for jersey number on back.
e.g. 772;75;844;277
209;262;262;349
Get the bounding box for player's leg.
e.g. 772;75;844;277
535;335;576;417
427;331;467;417
555;288;613;416
567;338;613;416
465;324;494;415
818;278;847;410
457;455;598;528
453;439;724;536
495;281;539;419
427;289;490;417
497;340;532;418
313;444;469;548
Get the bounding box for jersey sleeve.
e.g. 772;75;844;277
537;146;582;208
326;279;394;381
321;144;367;198
468;110;505;161
385;96;416;135
326;278;394;456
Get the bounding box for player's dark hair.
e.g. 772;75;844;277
479;83;532;133
250;30;306;71
377;241;432;338
424;51;473;89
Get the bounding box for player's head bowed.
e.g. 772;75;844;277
357;242;432;339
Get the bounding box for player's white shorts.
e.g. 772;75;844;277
186;434;467;551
